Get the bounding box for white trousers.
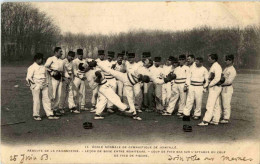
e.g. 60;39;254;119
106;78;117;109
183;85;203;117
166;83;187;114
117;80;124;100
155;84;163;110
95;83;128;115
72;77;86;107
134;82;143;110
143;82;155;109
59;79;76;109
91;87;98;107
221;86;233;120
162;82;172;107
123;85;137;114
31;85;53;117
203;86;222;123
50;77;62;110
98;68;138;112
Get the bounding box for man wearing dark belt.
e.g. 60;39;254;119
198;53;223;126
220;55;237;124
183;57;208;120
162;54;190;116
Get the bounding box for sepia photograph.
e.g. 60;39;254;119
1;1;260;163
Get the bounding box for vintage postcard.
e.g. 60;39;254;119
1;1;259;164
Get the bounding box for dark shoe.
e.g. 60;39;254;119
53;110;62;116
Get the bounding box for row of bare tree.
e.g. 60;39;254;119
60;27;260;69
1;2;60;62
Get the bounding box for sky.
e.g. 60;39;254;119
32;2;260;35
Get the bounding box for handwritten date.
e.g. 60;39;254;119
10;154;50;163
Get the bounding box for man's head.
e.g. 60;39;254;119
187;54;195;66
195;57;203;67
107;51;115;62
166;56;174;66
225;54;234;66
143;58;153;68
54;47;62;58
117;53;124;65
127;53;135;64
77;49;83;60
208;53;218;64
178;54;186;66
67;51;75;62
154;57;162;67
142;52;150;63
34;53;44;65
98;50;105;61
172;57;179;68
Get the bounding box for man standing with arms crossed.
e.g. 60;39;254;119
198;54;223;126
59;51;77;113
45;47;64;116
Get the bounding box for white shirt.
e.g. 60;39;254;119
114;62;125;72
136;61;144;68
72;58;86;77
174;65;190;84
63;58;73;78
188;65;209;87
149;65;164;81
85;68;99;90
209;62;222;87
45;56;64;72
222;65;236;85
26;62;47;86
125;61;140;74
162;65;173;78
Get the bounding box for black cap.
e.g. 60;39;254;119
77;49;83;55
225;54;234;61
168;56;174;61
83;122;93;129
68;51;75;57
98;50;105;55
108;51;115;57
172;57;179;63
179;54;186;60
154;57;161;62
128;53;135;58
142;52;151;58
117;53;124;58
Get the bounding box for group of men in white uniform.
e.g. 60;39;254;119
26;47;237;127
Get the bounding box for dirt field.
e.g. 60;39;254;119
1;66;260;145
